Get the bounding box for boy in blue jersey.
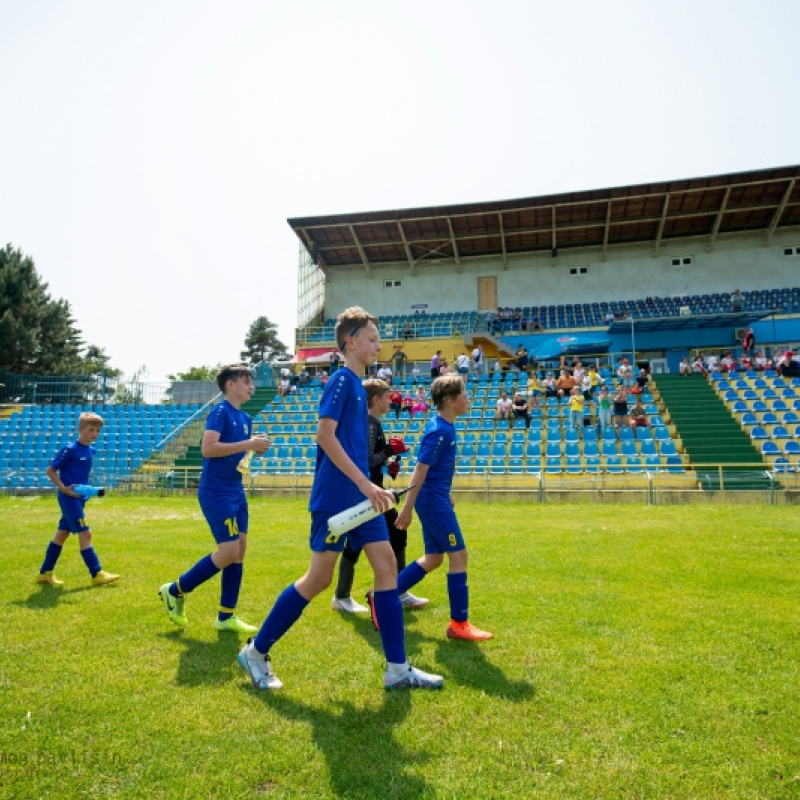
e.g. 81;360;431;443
158;364;269;632
393;374;493;641
37;412;120;587
237;306;443;691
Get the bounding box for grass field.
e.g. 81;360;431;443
1;495;799;800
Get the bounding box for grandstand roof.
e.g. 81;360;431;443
607;310;775;334
288;165;800;274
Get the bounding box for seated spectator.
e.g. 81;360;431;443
754;351;768;370
297;368;309;386
401;391;415;417
277;377;292;397
779;349;800;377
456;351;471;375
597;386;612;430
613;386;630;428
580;372;593;400
515;345;529;372
388;387;403;419
617;358;635;388
635;368;649;391
738;354;753;372
706;353;719;372
403;320;414;339
411;387;428;418
512;393;530;429
629;396;649;431
531;315;542;331
439;360;451;376
319;369;329;385
556;369;576;399
377;363;393;384
604;311;615;325
410;363;421;383
568;388;585;433
679;357;692;376
719;352;735;372
691;355;706;375
572;361;586;385
731;289;744;312
526;373;542;409
588;364;604;392
495;391;513;424
543;372;558;398
519;316;528;332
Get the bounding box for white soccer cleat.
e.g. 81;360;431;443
237;641;283;690
384;664;444;690
399;591;429;609
331;595;370;614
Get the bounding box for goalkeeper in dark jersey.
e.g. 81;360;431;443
331;378;429;613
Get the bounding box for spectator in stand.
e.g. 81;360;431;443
471;344;485;377
531;314;542;331
439;360;451;376
679;357;692;376
579;371;593;400
511;393;530;429
635;368;649;392
705;352;720;373
613;386;630;429
329;350;340;375
456;352;471;376
490;315;502;335
572;361;586;387
604;310;615;325
754;351;768;370
277;376;292;398
319;369;329;385
297;368;309;386
588;364;604;393
401;391;415;418
412;386;428;418
719;352;735;372
388;386;403;420
403;320;414;340
515;345;529;372
742;328;755;358
778;349;800;377
731;289;744;312
596;386;612;430
556;369;576;399
738;352;753;372
377;363;393;385
629;395;649;431
617;358;635;389
543;372;558;398
430;350;442;379
519;315;528;332
691;355;707;376
410;363;421;383
526;372;542;409
392;346;407;378
495;391;513;424
568;388;585;434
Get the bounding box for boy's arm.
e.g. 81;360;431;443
201;430;270;458
45;465;80;497
317;417;394;513
395;462;430;530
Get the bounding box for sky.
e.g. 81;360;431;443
1;0;799;385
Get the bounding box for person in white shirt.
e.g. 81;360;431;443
495;391;513;423
456;352;471;375
377;364;393;384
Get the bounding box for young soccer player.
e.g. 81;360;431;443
158;364;269;632
331;379;428;613
384;374;493;642
37;412;120;587
237;307;443;691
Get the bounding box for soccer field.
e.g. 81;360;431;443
1;496;799;800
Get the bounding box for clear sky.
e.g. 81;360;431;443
1;0;798;384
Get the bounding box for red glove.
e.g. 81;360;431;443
387;460;400;479
385;436;409;456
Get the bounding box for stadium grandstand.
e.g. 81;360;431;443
2;164;800;500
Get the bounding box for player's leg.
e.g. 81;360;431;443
76;527;121;586
387;509;429;609
331;541;368;613
215;532;257;633
37;527;70;585
444;547;492;641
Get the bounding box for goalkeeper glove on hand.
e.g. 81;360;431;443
384;436;409;456
387;460;400;479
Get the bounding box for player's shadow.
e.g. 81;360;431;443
336;612;430;663
11;584;93;611
157;630;244;687
258;689;430;800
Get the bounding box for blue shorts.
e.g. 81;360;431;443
199;490;249;543
310;511;389;553
416;504;465;554
57;495;90;534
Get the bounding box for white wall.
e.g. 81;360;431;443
323;230;800;318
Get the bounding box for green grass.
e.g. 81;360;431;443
1;496;799;799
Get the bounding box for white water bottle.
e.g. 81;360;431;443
327;486;413;540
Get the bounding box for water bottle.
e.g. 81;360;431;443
71;484;106;499
327;486;413;540
237;450;255;476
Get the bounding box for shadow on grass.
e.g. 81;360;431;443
258;689;429;800
157;630;243;687
10;583;94;611
337;612;535;700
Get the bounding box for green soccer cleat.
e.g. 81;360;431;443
92;570;121;587
36;571;63;587
158;583;187;626
214;616;258;634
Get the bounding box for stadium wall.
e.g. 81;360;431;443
323;230;800;317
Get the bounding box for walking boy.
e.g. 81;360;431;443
37;412;120;587
237;307;443;690
384;374;493;642
331;379;428;613
158;364;269;632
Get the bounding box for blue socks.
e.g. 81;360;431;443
172;554;220;597
80;546;102;578
253;584;310;655
397;561;428;595
40;542;63;573
373;589;406;664
447;571;469;623
218;563;243;621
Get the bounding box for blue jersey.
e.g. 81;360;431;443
416;415;458;510
309;368;369;514
50;440;94;486
199;400;251;493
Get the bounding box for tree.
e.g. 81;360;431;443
0;244;85;374
240;316;290;364
167;365;220;382
83;344;121;379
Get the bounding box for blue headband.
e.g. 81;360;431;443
339;325;361;352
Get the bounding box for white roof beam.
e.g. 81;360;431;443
766;178;796;243
707;186;731;251
447;217;462;272
653;193;670;255
349;226;371;276
498;213;508;270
